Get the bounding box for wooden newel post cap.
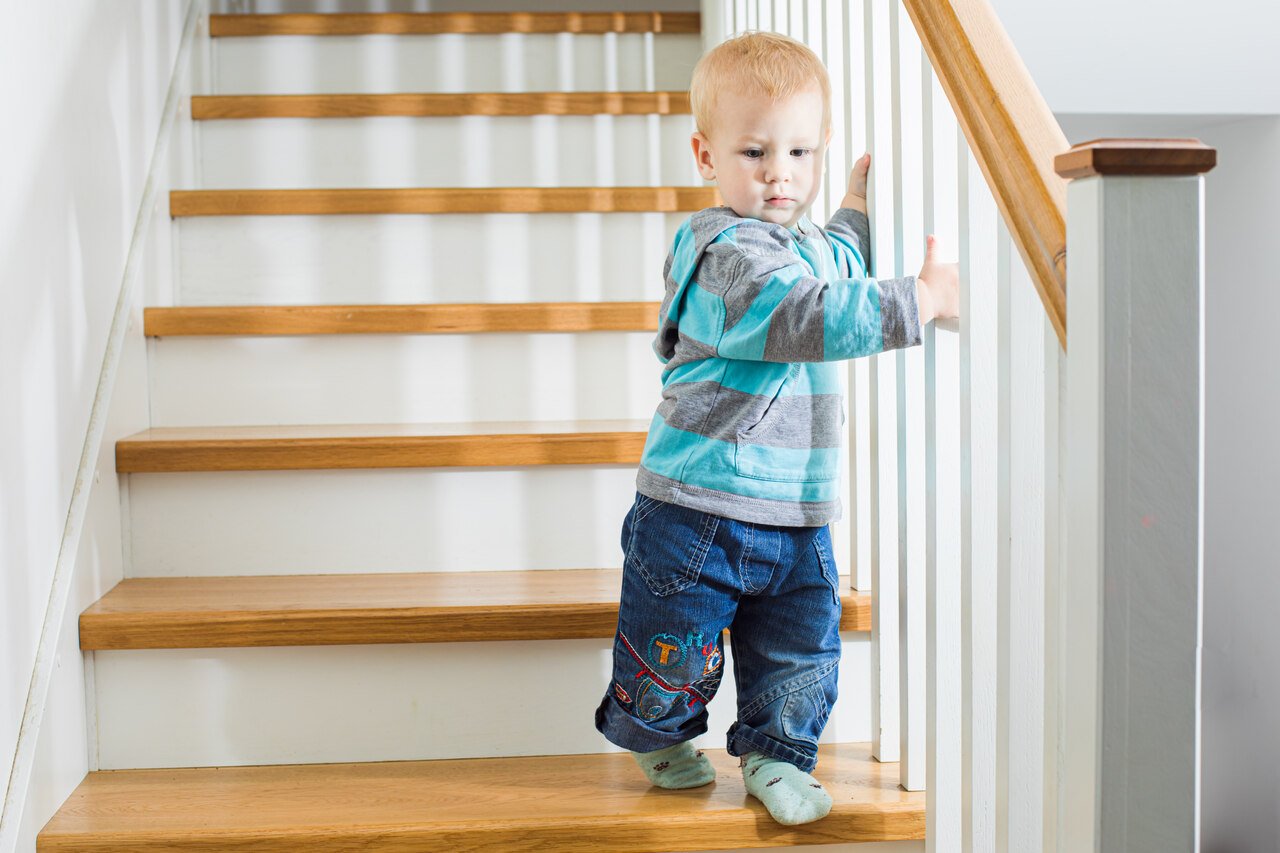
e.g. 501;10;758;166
1054;138;1216;179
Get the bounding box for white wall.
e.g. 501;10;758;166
989;0;1280;115
0;4;185;849
1055;113;1280;853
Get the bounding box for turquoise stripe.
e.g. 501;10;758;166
823;277;883;361
640;418;841;504
827;230;868;277
718;262;809;361
675;283;725;349
791;362;843;396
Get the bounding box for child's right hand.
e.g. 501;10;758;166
916;235;960;326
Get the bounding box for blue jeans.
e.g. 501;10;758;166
594;493;842;772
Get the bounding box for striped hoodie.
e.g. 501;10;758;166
635;206;921;526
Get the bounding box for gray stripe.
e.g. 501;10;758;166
657;381;842;449
662;331;719;372
695;240;745;299
827;207;872;276
689;206;743;251
636;468;841;527
763;274;826;362
878;275;923;351
720;219;798;332
722;246;799;334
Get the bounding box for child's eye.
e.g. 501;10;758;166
742;148;763;159
791;148;813;158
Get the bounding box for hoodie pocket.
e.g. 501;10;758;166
733;365;838;484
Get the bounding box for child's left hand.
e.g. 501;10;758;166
847;152;870;201
841;152;871;213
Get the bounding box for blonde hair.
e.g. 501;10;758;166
689;31;831;137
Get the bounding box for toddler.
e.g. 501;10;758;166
594;31;960;826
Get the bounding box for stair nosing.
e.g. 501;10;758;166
115;420;650;473
39;744;923;851
79;569;874;650
192;91;694;119
208;11;703;37
143;301;661;337
168;186;719;217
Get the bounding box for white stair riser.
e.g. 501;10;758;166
127;469;855;579
173;213;682;305
198;115;700;189
212;34;702;95
126;466;641;576
147;334;662;427
93;636;871;768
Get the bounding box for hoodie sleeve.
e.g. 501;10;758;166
825;207;873;277
708;219;922;363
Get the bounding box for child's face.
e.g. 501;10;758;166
692;85;829;229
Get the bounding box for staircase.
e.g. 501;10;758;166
38;7;924;851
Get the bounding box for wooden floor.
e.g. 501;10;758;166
38;744;924;852
79;569;873;650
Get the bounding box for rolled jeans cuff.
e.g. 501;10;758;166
725;721;818;773
595;693;708;753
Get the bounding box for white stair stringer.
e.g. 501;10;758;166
147;332;663;427
197;114;700;189
173;213;682;305
92;635;873;769
213;33;702;94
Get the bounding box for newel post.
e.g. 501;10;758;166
1056;139;1215;852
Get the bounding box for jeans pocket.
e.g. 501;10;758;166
625;498;719;597
780;681;831;747
812;527;841;607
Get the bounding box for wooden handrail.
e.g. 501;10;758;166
900;0;1069;349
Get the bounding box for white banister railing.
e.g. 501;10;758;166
701;3;1210;850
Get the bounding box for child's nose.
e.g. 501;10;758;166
763;156;791;184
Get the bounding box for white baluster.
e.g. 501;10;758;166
841;0;872;593
924;59;962;853
959;143;999;853
865;0;901;767
994;223;1049;850
890;0;927;793
1042;312;1064;853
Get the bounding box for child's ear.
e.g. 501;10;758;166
691;132;717;181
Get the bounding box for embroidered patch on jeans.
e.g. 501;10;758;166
614;683;632;704
701;641;722;675
648;632;685;668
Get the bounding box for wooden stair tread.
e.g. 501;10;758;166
143;301;660;337
192;91;693;119
169;186;718;217
115;420;649;473
209;11;702;37
80;570;873;650
38;744;923;852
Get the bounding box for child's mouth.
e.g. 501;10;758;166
766;197;794;207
